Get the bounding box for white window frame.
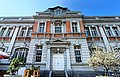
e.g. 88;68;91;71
27;27;33;36
38;22;46;33
91;27;98;36
105;27;112;36
55;24;62;33
6;28;13;37
71;22;78;32
74;45;82;63
20;27;26;36
0;28;6;36
36;45;42;62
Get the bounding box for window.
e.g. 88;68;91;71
20;27;26;36
105;27;112;36
113;27;119;36
36;45;42;62
91;27;97;36
72;22;78;32
74;46;81;62
6;28;13;37
84;27;90;36
13;48;28;62
0;28;6;36
55;25;62;33
0;48;5;52
27;27;33;36
55;10;62;16
39;23;45;32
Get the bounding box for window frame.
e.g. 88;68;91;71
74;45;82;62
6;28;13;37
39;23;45;33
36;45;42;62
71;22;78;32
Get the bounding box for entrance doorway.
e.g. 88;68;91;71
53;52;64;70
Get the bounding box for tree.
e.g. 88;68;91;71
7;57;25;75
89;48;120;76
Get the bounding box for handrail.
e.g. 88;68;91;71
49;70;52;77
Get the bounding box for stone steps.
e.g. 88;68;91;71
51;71;66;77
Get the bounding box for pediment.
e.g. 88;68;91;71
53;39;64;42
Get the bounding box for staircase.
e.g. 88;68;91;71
51;71;66;77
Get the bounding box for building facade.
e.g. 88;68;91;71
0;6;120;76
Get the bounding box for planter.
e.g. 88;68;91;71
4;74;22;77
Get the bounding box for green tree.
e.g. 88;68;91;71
89;48;120;76
7;57;25;75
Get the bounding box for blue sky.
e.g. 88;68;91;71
0;0;120;16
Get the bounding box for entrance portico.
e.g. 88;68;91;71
52;48;65;70
46;39;71;71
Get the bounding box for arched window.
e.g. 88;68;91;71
13;48;28;62
0;48;5;52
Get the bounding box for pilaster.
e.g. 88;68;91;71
66;47;71;70
7;26;19;55
46;47;50;70
99;26;111;51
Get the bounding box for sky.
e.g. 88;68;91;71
0;0;120;16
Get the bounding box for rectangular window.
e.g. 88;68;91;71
0;28;6;36
27;27;33;36
6;28;13;37
105;27;112;36
84;27;90;36
74;46;81;62
36;45;42;62
91;27;98;36
55;25;62;33
20;27;26;36
39;23;45;32
112;27;119;36
55;10;62;16
72;22;78;32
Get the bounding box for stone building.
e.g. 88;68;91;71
0;6;120;76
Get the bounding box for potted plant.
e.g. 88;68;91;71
4;57;25;77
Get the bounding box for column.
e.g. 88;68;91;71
46;47;50;70
66;47;71;70
99;26;111;51
18;26;22;36
7;26;19;55
9;27;15;37
95;26;100;36
25;27;29;36
88;26;92;36
77;21;80;32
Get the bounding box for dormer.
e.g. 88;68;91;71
47;6;71;16
35;6;83;17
